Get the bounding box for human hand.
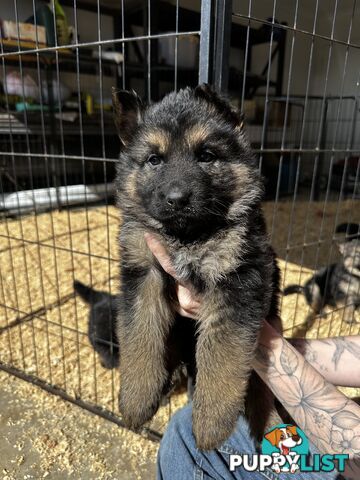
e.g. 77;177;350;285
144;233;201;319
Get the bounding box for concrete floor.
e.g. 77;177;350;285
0;370;157;479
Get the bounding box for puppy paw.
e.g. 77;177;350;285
192;407;240;450
119;388;160;430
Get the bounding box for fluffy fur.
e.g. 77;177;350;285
113;84;282;449
283;240;360;323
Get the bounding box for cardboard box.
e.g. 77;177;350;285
1;20;46;46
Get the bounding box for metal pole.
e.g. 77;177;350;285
199;0;214;84
314;99;328;200
213;0;232;92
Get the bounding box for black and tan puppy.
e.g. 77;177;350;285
284;240;360;323
113;85;281;449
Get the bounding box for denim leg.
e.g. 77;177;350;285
156;403;343;480
157;404;268;480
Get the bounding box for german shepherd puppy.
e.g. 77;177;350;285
112;84;281;449
284;240;360;323
73;280;120;369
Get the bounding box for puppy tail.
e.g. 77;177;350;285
73;280;103;304
283;284;305;296
336;222;360;241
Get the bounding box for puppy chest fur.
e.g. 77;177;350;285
170;225;248;287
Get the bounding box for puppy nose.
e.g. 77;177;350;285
166;187;190;209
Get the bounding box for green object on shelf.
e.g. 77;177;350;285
16;102;50;112
54;0;70;46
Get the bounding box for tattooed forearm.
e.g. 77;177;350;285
254;321;360;478
289;336;360;387
324;336;360;371
290;338;328;373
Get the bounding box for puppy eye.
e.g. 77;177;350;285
198;149;216;163
147;154;163;166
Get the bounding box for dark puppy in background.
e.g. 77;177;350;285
113;85;282;449
284;240;360;324
73;280;120;369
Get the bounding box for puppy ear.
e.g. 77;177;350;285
264;429;280;446
288;425;298;436
194;83;216;101
112;88;144;145
194;84;244;130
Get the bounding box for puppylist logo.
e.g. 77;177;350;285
229;424;349;474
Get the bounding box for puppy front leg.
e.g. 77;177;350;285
193;289;262;450
118;266;174;429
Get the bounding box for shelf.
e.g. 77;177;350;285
1;42;121;77
1;39;48;50
0;111;117;136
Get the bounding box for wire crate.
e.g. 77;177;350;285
0;0;359;442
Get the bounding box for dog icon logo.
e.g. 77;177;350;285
265;425;302;455
262;424;309;474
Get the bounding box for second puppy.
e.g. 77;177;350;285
73;280;120;369
284;240;360;323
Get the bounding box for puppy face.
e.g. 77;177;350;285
340;240;360;274
113;85;262;241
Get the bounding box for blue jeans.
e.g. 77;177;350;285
157;404;342;480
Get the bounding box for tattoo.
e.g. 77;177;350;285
255;336;360;467
323;337;360;370
290;338;329;373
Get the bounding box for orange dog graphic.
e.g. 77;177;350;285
265;425;303;473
